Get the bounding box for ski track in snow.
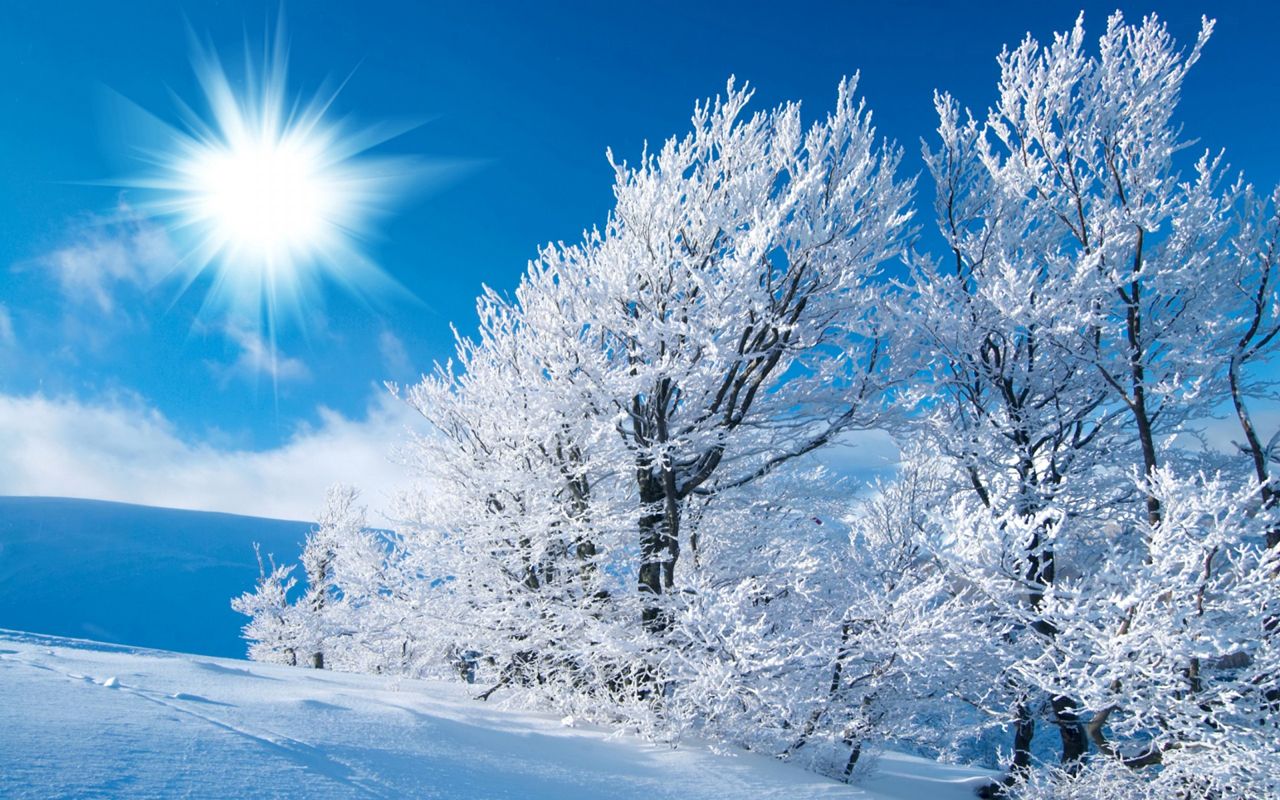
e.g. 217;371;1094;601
3;648;400;797
0;630;993;799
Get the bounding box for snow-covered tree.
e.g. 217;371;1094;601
233;487;386;671
1000;470;1280;798
385;73;913;679
231;544;300;666
533;76;914;632
230;12;1280;798
975;13;1241;521
295;485;374;669
385;276;639;702
1222;185;1280;546
908;81;1118;775
777;453;998;778
906;12;1280;794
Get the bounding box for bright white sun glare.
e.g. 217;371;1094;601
189;133;332;265
120;21;417;336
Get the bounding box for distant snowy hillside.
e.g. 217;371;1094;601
0;630;993;799
0;497;309;658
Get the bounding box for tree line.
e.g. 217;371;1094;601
234;13;1279;798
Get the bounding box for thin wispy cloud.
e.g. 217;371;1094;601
377;328;413;381
29;203;175;315
0;304;15;348
212;324;312;386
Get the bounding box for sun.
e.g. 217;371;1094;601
185;132;333;267
120;22;416;332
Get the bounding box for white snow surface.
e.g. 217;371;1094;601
0;496;310;657
0;629;993;799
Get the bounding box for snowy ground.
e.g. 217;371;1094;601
0;629;993;799
0;497;308;657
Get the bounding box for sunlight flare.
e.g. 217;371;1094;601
119;23;417;332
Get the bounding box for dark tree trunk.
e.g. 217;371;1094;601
309;651;324;670
1051;694;1088;765
1130;383;1162;525
1011;700;1035;777
843;738;864;779
637;468;677;633
1026;531;1089;767
979;702;1036;797
638;511;666;630
1230;362;1280;549
1122;242;1163;527
785;620;855;757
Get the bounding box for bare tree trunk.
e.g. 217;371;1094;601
784;621;855;757
1230;361;1280;548
842;734;865;779
1027;538;1088;766
637;511;666;630
979;702;1035;798
1051;694;1088;765
1011;699;1035;776
637;466;679;633
1121;239;1163;527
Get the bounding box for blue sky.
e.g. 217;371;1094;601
1;1;1276;519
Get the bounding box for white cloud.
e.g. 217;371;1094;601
212;325;312;385
31;204;175;314
0;389;424;521
811;427;903;490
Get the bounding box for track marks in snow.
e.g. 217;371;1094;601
4;633;987;799
0;648;395;798
190;659;281;680
122;689;398;799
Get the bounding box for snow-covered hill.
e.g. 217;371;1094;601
0;630;993;799
0;497;309;658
